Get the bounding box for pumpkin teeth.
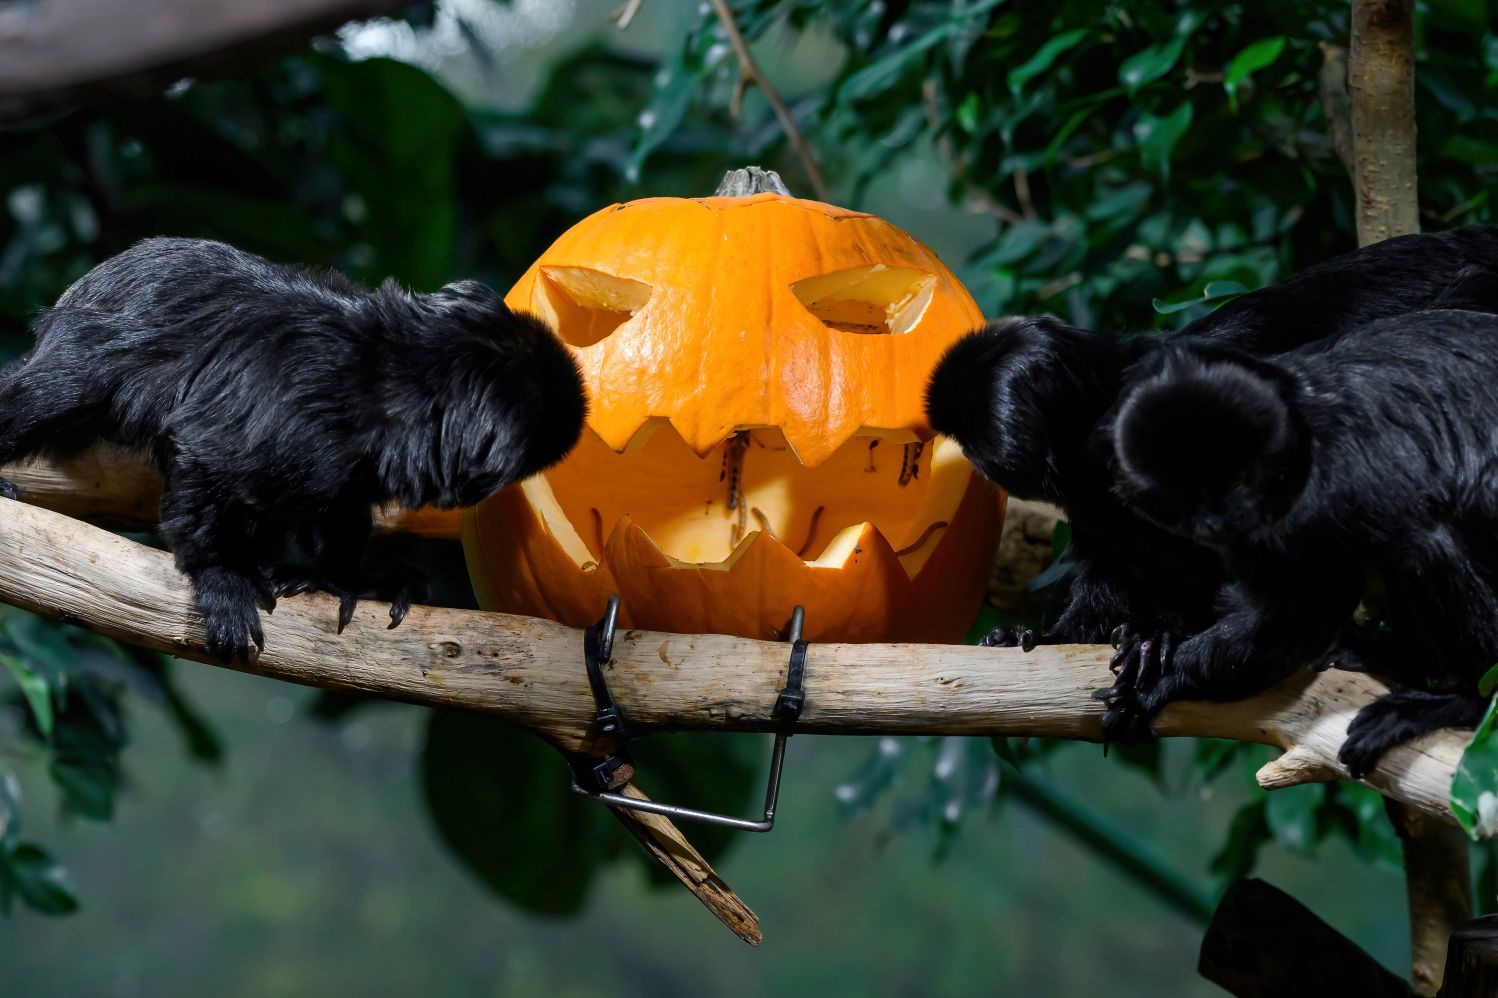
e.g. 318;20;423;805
528;425;975;581
608;417;926;468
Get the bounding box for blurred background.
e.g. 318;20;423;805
1;1;1496;994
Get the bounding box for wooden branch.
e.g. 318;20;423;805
607;782;760;944
708;0;828;201
0;0;409;119
2;447;459;538
0;495;1475;829
1348;0;1420;243
1199;878;1413;997
1388;801;1474;995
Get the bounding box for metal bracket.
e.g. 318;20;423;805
569;596;806;833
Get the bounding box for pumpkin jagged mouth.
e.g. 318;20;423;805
517;421;972;580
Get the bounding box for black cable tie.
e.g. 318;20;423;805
774;606;808;730
575;594;631;793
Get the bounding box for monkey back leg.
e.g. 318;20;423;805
0;356;112;497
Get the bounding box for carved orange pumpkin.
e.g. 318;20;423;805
463;184;1004;642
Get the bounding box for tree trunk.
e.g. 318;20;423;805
1348;0;1420;243
1345;2;1465;988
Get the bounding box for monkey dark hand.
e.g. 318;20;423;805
196;567;271;664
978;625;1037;651
1339;688;1490;778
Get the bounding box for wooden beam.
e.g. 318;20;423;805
0;494;1473;828
0;0;409;118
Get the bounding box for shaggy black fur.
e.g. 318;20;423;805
925;226;1498;691
1109;309;1498;774
0;238;585;662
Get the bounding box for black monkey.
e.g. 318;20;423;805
0;238;586;662
925;227;1498;677
1109;309;1498;774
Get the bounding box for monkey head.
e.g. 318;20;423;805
925;315;1134;503
1111;347;1309;547
376;280;587;509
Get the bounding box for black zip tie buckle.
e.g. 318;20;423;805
569;595;807;833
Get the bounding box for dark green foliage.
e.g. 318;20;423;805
640;0;1496;328
0;608;217;912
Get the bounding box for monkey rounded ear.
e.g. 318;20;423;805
1113;355;1295;498
925;325;1006;443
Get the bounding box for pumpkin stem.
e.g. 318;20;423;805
714;167;791;197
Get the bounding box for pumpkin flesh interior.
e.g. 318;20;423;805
523;424;971;578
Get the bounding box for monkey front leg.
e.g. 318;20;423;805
1097;568;1360;741
160;484;278;664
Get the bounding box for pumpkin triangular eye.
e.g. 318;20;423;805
790;265;936;335
535;266;653;347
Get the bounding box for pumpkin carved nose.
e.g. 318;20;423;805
535;265;652;347
790;264;936;335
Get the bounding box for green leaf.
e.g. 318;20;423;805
1133;102;1193;175
2;843;78;916
49;756;116;821
1201;280;1251;300
839;0;1009;101
1152;276;1249;315
1210;800;1271;885
1119;36;1186;96
421;711;623;914
1;652;52;739
1024;550;1074;593
1049;520;1072;558
1109;740;1166;786
1478;663;1498;698
1329;783;1403;870
1007;28;1088;93
1191;739;1250;784
977;220;1049;268
1451;693;1498;838
1264;783;1324;850
954;92;982;134
1224;36;1286;111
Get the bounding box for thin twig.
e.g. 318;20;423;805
1012;168;1038;221
708;0;827;201
611;0;643;31
921;80;1024;224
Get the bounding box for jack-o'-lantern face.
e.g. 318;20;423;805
463;191;1004;642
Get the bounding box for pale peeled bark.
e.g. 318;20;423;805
0;496;1472;827
2;447;459;537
